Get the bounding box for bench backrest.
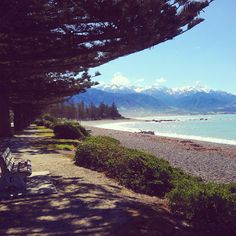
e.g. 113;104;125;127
0;148;14;175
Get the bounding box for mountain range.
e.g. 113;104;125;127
68;84;236;116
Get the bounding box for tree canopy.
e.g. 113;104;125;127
0;0;212;74
0;0;213;137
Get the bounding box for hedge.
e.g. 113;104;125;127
53;123;87;139
74;135;236;233
168;179;236;234
75;136;176;196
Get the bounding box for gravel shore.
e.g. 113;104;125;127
86;126;236;183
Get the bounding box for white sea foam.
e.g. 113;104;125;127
95;122;139;133
94;117;236;146
153;132;236;146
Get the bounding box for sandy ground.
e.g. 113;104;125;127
81;119;236;183
0;127;192;236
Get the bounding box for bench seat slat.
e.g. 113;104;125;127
0;148;32;191
7;160;15;172
1;148;32;175
1;147;11;160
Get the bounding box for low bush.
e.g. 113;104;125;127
74;135;236;233
75;136;174;196
71;122;89;136
42;114;57;123
34;114;57;129
168;180;236;234
43;120;54;129
53;123;87;139
34;118;44;126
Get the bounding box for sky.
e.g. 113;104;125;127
90;0;236;94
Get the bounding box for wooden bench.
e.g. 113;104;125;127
0;148;32;192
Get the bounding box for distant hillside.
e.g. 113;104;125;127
69;88;168;115
68;85;236;116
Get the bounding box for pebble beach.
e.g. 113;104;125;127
82;120;236;183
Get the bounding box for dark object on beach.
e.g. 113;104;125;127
152;119;178;123
145;119;178;123
139;130;155;135
200;118;208;121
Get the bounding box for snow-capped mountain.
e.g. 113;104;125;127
96;83;138;94
96;83;213;96
69;84;236;116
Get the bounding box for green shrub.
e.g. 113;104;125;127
73;123;89;136
42;114;57;123
75;136;174;196
74;135;236;233
63;121;89;136
34;118;44;126
168;180;236;233
53;123;87;139
43;120;54;129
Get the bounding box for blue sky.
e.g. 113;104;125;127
91;0;236;94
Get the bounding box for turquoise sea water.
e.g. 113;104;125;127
96;114;236;145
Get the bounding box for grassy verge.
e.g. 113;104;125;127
75;136;236;234
35;126;54;137
34;126;80;151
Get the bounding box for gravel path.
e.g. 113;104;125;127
88;127;236;183
0;127;192;235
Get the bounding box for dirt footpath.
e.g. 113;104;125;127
0;127;192;235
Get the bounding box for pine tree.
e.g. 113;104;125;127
110;102;121;118
0;0;213;137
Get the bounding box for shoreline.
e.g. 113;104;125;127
81;118;236;146
81;123;236;183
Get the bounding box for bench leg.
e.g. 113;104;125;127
0;173;27;192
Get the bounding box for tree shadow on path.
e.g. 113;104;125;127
0;126;195;235
0;126;76;156
0;176;194;236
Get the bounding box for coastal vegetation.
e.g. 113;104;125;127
47;101;122;120
75;135;236;234
53;123;88;140
75;136;174;196
34;114;89;140
34;123;80;152
168;179;236;234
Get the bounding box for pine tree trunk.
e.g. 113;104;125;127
13;107;24;132
14;106;33;132
0;93;12;137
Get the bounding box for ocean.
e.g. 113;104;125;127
94;114;236;145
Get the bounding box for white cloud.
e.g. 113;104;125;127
134;78;145;89
111;73;130;86
136;78;144;83
154;77;167;86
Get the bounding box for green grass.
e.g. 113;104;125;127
35;138;80;151
54;144;76;151
35;126;54;136
35;125;50;130
34;121;86;151
34;124;80;151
